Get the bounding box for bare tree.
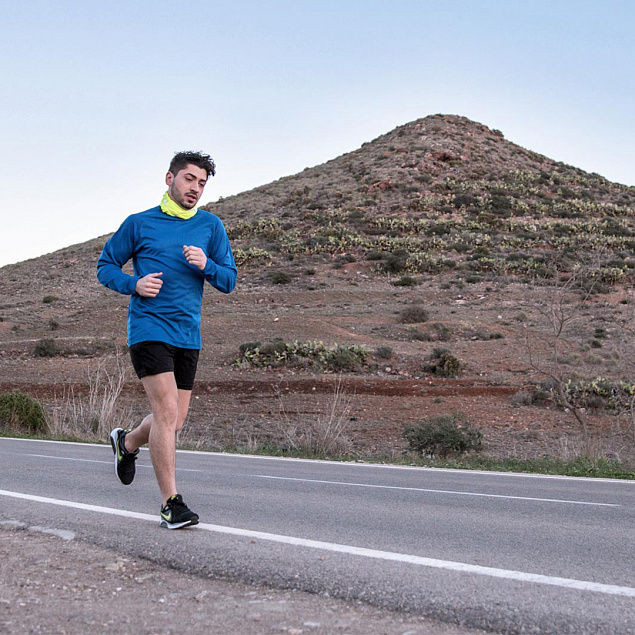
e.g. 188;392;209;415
614;290;635;452
524;264;597;451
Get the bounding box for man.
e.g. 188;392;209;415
97;151;237;529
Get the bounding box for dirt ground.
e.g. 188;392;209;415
1;262;632;463
0;522;477;635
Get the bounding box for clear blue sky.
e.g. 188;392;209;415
1;0;633;267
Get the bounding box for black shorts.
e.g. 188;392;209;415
129;341;200;390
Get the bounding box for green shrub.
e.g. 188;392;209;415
0;390;48;434
42;295;59;304
237;339;369;373
327;347;363;372
375;346;393;360
558;377;635;412
405;413;483;459
34;339;59;357
399;305;429;324
269;271;293;285
393;275;419;287
424;348;462;377
383;249;409;274
239;341;262;356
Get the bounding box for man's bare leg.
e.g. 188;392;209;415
125;389;192;451
129;373;192;506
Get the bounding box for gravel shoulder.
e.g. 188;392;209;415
0;523;479;635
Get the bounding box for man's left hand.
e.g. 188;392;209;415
183;245;207;271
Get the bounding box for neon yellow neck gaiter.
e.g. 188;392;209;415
160;191;198;220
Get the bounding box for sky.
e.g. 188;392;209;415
1;0;634;267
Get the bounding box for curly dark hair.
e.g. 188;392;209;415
168;151;216;178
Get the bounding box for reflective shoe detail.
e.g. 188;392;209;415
109;427;138;485
160;494;199;530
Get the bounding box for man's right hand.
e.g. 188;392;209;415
135;272;163;297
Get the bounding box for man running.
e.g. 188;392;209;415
97;151;237;529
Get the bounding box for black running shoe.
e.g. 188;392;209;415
109;427;138;485
160;494;199;530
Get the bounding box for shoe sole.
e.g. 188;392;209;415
160;518;199;530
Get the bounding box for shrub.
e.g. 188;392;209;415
424;348;462;377
375;346;393;360
237;340;369;373
383;249;409;274
366;251;384;261
239;341;261;356
470;329;504;341
34;339;59;357
269;271;293;285
511;390;534;406
453;193;478;209
0;390;48;434
432;323;451;342
48;352;131;439
399;305;429;324
408;328;429;341
276;378;353;456
42;295;59;304
393;276;419;287
327;347;363;372
404;413;483;458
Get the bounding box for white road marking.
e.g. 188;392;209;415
252;475;620;507
3;437;635;484
0;488;633;599
25;454;202;473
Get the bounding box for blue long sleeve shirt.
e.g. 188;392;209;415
97;206;237;349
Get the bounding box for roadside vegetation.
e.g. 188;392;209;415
3;373;633;479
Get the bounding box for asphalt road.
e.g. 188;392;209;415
1;437;634;634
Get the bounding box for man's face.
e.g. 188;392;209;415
165;163;208;209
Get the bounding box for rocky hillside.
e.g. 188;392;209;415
204;114;635;286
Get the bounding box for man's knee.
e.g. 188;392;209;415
152;396;179;426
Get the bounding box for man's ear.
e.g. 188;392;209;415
165;171;174;186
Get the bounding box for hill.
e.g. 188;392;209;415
204;114;635;287
1;114;634;465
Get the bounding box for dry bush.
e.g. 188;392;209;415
276;377;354;456
48;348;131;440
399;305;429;324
